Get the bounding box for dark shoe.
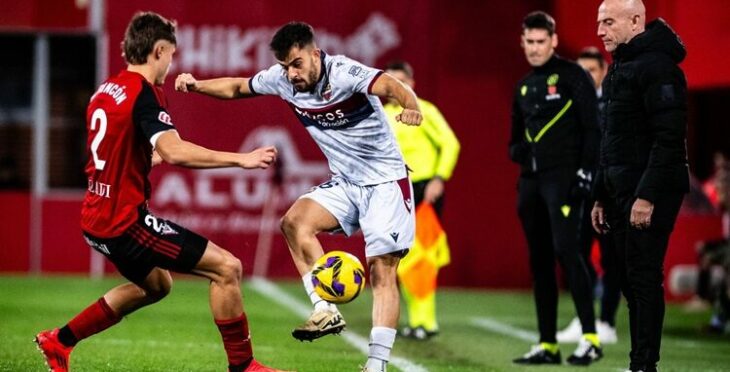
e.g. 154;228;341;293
401;326;438;340
399;326;414;338
567;338;603;365
513;344;561;364
412;326;438;340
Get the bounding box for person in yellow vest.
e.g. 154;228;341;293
383;60;460;340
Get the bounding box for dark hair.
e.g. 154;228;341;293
270;22;315;61
122;12;176;65
385;60;414;79
522;11;556;35
578;46;606;68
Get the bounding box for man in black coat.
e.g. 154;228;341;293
592;1;689;371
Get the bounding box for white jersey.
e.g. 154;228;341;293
249;52;407;186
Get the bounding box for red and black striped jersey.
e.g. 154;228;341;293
81;70;175;238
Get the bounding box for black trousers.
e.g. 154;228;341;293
598;234;622;326
518;167;596;343
580;226;622;326
604;191;684;370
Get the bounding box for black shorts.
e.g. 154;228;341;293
82;209;208;285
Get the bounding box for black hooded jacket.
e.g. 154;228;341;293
593;19;689;203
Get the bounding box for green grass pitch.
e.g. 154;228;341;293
1;275;728;371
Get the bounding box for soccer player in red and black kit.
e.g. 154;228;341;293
34;12;287;372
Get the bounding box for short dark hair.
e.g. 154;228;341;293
578;46;606;68
122;12;176;65
522;11;556;36
384;60;414;79
270;22;315;61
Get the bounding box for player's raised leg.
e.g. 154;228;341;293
35;268;172;372
192;241;288;372
280;197;347;341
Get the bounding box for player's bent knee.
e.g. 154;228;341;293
280;211;307;233
280;212;314;244
219;255;243;284
144;275;172;302
147;285;171;302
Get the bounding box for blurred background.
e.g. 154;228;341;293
2;0;730;300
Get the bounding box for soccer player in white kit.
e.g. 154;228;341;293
176;22;422;372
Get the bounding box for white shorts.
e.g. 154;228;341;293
300;176;415;257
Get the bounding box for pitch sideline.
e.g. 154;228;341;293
248;277;429;372
470;316;538;342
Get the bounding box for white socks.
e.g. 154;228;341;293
302;272;336;312
366;327;396;371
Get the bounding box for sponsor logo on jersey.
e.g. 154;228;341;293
158;111;174;126
87;179;112;198
288;94;374;130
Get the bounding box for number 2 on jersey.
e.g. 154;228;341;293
90;108;108;170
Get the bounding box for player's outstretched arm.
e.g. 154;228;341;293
175;73;255;99
370;73;422;126
155;130;277;169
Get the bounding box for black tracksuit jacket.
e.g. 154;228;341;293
509;55;599;175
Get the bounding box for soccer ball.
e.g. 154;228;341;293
311;251;366;304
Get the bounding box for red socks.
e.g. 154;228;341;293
215;314;253;367
60;298;253;369
62;297;121;346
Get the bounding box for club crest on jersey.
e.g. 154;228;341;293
322;83;333;100
545;73;561;101
158;111;174;126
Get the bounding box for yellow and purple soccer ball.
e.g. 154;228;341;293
311;251;366;304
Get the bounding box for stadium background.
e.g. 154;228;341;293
1;0;729;295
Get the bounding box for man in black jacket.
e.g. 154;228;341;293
592;1;689;371
509;11;602;366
